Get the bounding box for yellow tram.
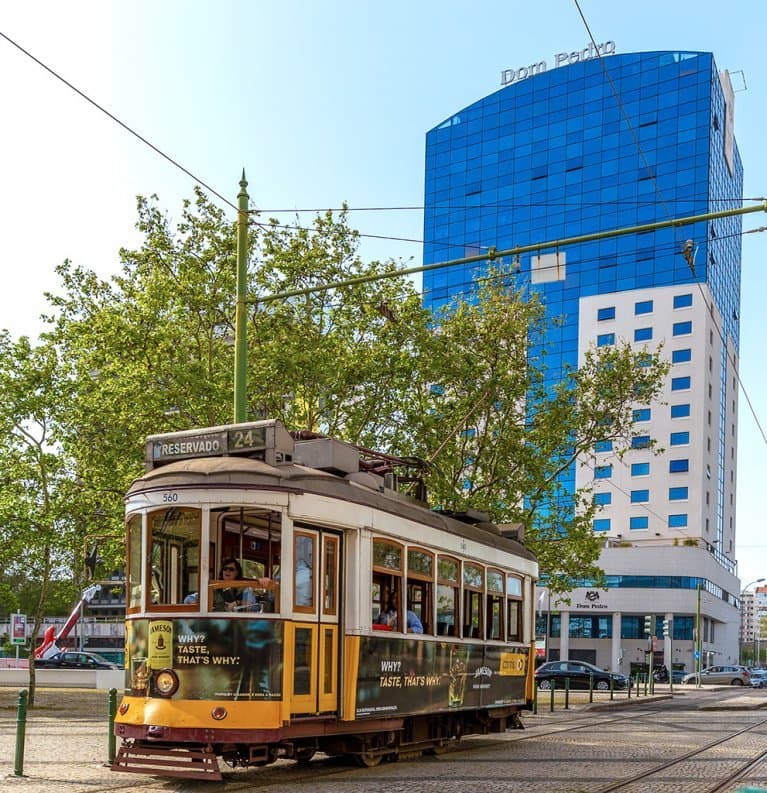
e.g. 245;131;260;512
112;420;538;779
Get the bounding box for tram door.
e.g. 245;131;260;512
290;528;341;716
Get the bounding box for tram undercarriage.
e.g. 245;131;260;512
112;706;527;779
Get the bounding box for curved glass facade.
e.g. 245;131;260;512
423;50;744;532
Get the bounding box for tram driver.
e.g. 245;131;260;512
216;558;258;611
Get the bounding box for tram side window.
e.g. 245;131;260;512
507;574;523;642
147;508;200;609
372;539;403;632
127;514;142;611
407;548;433;634
322;535;339;616
436;556;460;636
486;569;505;641
463;563;484;639
294;531;315;611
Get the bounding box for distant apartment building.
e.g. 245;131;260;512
423;50;743;673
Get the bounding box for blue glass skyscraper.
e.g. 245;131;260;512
423;50;743;670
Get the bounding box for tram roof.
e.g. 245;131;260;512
127;455;535;562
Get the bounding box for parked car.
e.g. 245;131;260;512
681;665;751;686
535;660;627;691
750;670;767;688
653;666;687;684
35;651;121;670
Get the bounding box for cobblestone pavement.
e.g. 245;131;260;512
2;685;767;792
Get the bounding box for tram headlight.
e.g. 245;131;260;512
154;668;179;697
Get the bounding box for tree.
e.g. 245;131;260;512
40;190;668;601
375;268;669;591
0;333;82;704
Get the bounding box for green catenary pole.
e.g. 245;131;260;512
251;202;767;305
233;170;250;424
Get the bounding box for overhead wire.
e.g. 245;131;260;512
0;28;237;212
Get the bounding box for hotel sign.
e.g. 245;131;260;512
501;41;616;86
574;590;609;610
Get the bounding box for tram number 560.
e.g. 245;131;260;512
162;492;179;503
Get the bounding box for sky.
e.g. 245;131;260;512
1;1;766;588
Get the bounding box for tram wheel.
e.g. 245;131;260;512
294;747;316;764
355;751;384;767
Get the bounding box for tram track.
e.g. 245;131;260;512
584;714;767;793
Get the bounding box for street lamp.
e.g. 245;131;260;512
741;578;765;666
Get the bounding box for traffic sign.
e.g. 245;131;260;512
11;613;26;646
694;650;700;660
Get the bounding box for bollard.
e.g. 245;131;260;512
628;675;631;699
589;674;594;703
14;688;28;777
108;688;117;764
550;681;555;712
610;676;614;701
533;682;538;715
644;669;648;697
636;671;642;696
564;677;570;710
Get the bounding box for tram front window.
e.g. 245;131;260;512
212;508;282;613
147;508;201;608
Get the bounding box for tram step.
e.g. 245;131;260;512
112;744;223;781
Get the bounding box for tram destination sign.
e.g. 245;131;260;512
148;425;269;466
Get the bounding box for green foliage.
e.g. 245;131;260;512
0;188;671;620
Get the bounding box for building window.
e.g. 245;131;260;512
672;349;692;363
671;376;691;391
597;333;615;347
630;489;649;503
668;514;688;528
673;321;693;336
669;459;689;473
594;492;612;506
635;300;653;315
633;408;651;422
634;327;653;342
593;518;611;532
594;465;613;479
670;431;690;446
669;486;688;501
671;404;691;419
597;306;615;321
674;293;693;309
630;516;649;531
595;439;613;453
631;435;651;449
631;462;650;477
